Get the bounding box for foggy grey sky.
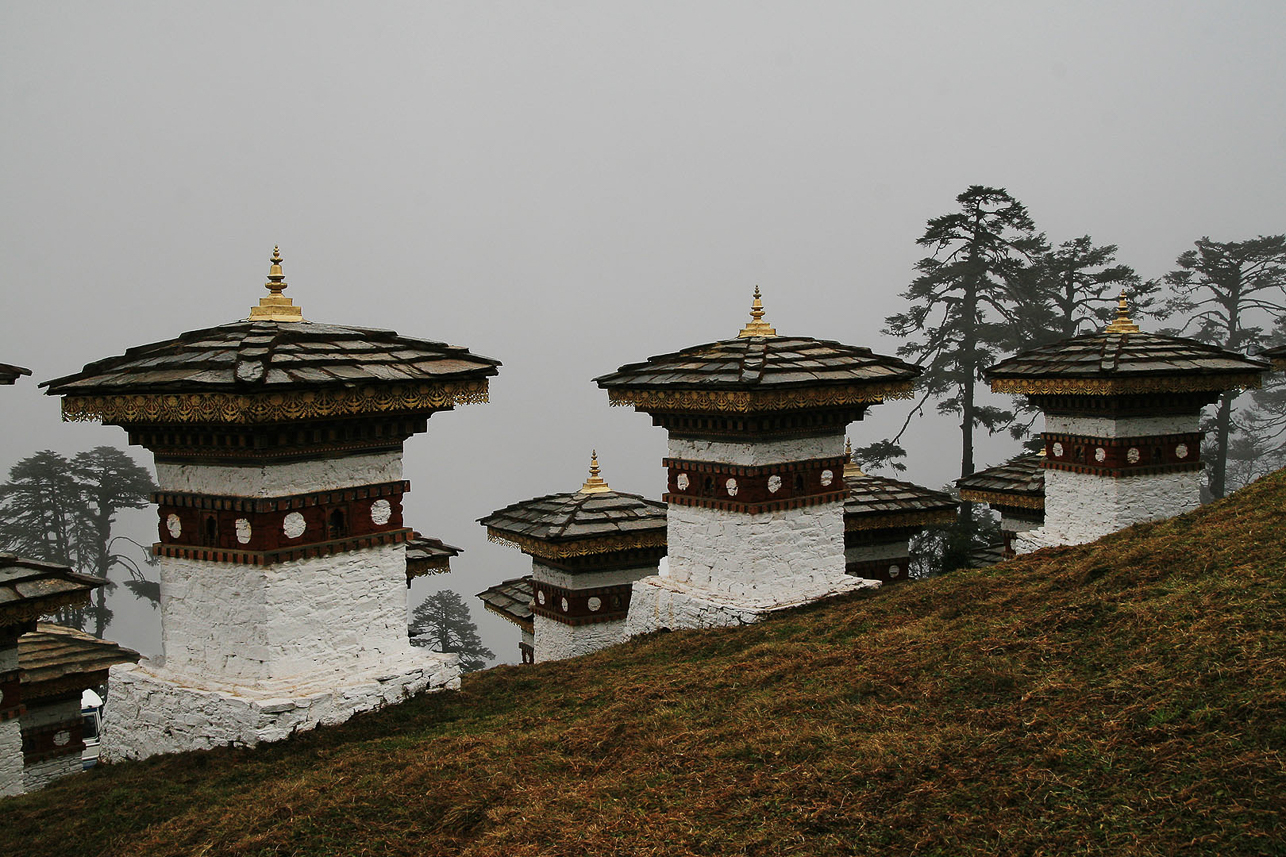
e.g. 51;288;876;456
3;3;1284;661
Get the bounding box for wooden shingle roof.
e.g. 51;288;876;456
405;535;461;582
957;454;1046;510
1260;344;1286;372
19;623;139;700
481;490;666;561
0;363;31;385
843;474;956;532
0;555;104;627
477;576;534;633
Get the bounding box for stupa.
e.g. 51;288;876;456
0;555;103;796
595;289;919;632
987;295;1269;551
477;577;536;664
840;440;955;582
957;453;1045;560
42;248;500;759
479;453;666;661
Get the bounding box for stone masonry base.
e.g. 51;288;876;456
624;573;879;637
101;652;461;762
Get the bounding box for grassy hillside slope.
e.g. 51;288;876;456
5;470;1285;856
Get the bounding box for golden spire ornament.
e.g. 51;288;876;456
1104;290;1140;334
249;245;304;322
843;437;865;478
580;450;612;494
737;286;777;338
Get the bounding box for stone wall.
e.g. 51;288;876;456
1016;468;1201;552
1044;413;1198;439
154;451;403;497
668;435;845;467
0;644;21;797
530;561;659;591
667;501;848;606
21;697;82;792
158;543;413;684
101;651;460;762
533;614;626;662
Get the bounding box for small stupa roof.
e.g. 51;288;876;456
0;363;31;385
480;453;666;561
841;442;956;531
19;623;139;701
0;555;104;627
594;289;918;413
957;453;1045;511
42;248;500;424
1259;344;1286;371
477;576;534;633
405;534;462;582
987;295;1268;396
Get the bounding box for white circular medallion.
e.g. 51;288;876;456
1176;443;1189;459
676;473;690;491
1052;442;1064;457
370;499;392;525
165;513;182;539
726;478;738;497
1094;447;1106;463
537;590;546;605
1127;447;1141;463
282;512;306;539
235;518;252;545
560;597;570;612
889;564;900;579
820;469;834;487
53;730;70;747
767;475;782;494
588;596;601;612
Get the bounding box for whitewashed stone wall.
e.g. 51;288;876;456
1044;413;1197;439
667;502;849;605
845;539;910;564
1000;514;1041;535
625;573;878;636
533;614;626;662
0;645;21;797
154;451;403;497
668;435;845;467
159;543;412;684
1016;468;1201;553
101;650;460;762
0;718;22;797
530;561;659;591
21;697;82;792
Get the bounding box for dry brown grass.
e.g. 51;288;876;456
5;470;1286;855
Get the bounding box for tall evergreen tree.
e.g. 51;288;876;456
871;186;1044;528
1027;235;1154;339
409;589;494;672
1162;235;1286;498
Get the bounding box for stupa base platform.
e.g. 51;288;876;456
100;652;460;762
624;573;879;636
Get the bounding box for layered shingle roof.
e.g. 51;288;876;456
405;535;461;582
957;454;1045;511
0;555;104;627
1260;344;1286;372
0;363;31;385
19;623;139;700
481;489;667;561
843;473;956;531
477;576;534;633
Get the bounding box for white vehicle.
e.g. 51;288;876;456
81;688;103;769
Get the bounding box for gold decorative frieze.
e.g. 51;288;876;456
486;528;667;561
607;381;914;414
990;373;1262;397
0;590;93;626
957;490;1045;511
845;508;958;531
61;379;490;425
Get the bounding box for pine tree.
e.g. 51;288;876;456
1027;235;1155;339
409;589;494;672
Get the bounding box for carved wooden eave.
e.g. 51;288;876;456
957;489;1045;511
844;507;956;532
606;380;914;414
60;379;489;425
486;528;667;562
990;374;1262;397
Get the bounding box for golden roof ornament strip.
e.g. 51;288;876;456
1104;290;1140;334
844;508;957;532
990;373;1263;396
606;380;914;413
248;245;304;322
60;379;490;424
579;450;612;494
486;528;667;561
957;489;1046;510
737;286;777;338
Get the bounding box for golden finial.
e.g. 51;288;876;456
1104;290;1139;334
843;437;865;477
248;245;304;322
737;285;777;338
580;450;612;494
